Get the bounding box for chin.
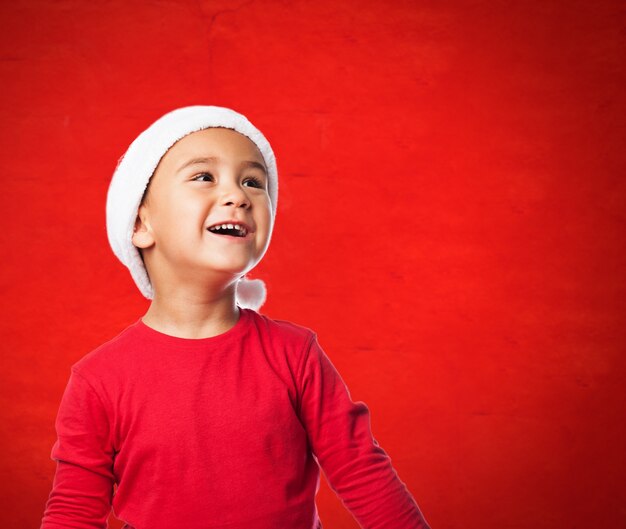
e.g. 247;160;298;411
204;260;255;276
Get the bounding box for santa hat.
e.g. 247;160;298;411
105;105;278;311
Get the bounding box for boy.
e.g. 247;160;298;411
41;105;431;529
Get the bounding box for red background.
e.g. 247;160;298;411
1;1;624;528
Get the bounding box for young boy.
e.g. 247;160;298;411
41;105;431;529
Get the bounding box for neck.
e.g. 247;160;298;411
141;283;241;339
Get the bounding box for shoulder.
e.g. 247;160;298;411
246;308;317;347
245;311;317;376
71;319;143;379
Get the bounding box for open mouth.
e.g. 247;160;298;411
207;224;249;238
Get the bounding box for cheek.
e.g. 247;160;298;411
149;210;187;241
258;209;273;236
256;195;273;221
265;210;274;233
154;190;203;226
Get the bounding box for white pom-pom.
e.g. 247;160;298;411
235;277;267;311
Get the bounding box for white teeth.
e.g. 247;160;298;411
209;223;248;236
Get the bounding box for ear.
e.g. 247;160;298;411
132;204;155;249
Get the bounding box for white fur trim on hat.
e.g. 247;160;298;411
105;105;277;311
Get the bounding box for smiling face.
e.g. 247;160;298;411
132;127;274;293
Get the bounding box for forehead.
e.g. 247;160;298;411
162;127;265;165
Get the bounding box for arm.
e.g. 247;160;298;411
41;368;116;529
297;333;431;529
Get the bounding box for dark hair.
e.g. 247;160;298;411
139;183;151;207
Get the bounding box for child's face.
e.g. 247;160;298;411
132;127;273;288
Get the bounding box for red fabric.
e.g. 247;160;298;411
41;307;430;529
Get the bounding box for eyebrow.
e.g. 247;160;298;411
176;156;267;176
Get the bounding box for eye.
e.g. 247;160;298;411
192;172;214;182
243;176;266;189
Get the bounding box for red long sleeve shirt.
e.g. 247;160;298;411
41;307;431;529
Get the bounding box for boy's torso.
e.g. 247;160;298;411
70;308;322;529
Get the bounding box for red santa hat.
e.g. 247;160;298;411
105;105;278;311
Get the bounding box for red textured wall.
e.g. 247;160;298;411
1;1;624;528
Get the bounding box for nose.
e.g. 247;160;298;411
219;178;250;208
